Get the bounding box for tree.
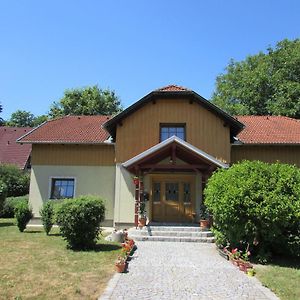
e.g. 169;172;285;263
49;85;122;118
6;110;48;127
212;39;300;118
7;110;35;127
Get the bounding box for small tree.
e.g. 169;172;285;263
40;201;55;235
56;195;105;249
14;201;32;232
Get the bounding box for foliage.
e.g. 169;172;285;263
204;160;300;262
40;201;55;235
0;195;28;218
0;164;30;197
212;39;300;118
6;110;47;127
49;85;122;118
0;180;7;214
14;201;32;232
199;203;209;220
56;195;106;249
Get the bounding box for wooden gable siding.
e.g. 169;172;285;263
231;145;300;167
115;98;231;163
32;144;115;166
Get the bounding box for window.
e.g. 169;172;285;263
50;178;75;199
160;124;185;141
165;182;179;201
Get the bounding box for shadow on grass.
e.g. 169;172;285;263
24;230;43;234
270;256;300;269
0;222;15;227
48;233;62;237
71;243;122;252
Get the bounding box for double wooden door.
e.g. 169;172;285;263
151;174;195;222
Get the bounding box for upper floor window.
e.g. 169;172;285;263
160;124;186;141
50;178;75;199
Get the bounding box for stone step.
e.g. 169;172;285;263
130;230;213;237
141;226;207;232
128;235;215;243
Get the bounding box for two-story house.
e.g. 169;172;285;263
18;85;300;227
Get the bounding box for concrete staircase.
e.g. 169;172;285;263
128;224;214;243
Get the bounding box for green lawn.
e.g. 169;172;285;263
255;256;300;300
0;218;121;300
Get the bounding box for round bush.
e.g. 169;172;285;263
56;195;106;249
0;195;28;218
204;160;300;262
40;201;55;235
14;201;33;232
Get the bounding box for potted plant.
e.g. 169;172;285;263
115;254;127;273
138;200;147;228
199;203;210;229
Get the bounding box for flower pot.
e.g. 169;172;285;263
138;217;146;228
200;219;209;229
115;262;126;273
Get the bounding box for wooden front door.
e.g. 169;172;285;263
151;174;195;223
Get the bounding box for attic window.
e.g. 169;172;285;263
160;124;186;141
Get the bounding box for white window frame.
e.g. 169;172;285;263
48;176;77;200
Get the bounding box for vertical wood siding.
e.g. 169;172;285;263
115;98;231;163
32;144;115;166
231;145;300;166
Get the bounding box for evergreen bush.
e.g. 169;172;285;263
14;201;32;232
40;201;55;235
0;195;28;218
56;195;105;249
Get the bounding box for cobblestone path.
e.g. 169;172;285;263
100;242;279;300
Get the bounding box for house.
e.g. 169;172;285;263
17;85;300;227
0;126;32;169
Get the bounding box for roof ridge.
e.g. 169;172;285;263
155;84;191;92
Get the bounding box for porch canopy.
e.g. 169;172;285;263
122;136;228;176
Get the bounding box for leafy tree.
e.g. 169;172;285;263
6;110;48;127
7;110;35;127
49;85;122;118
212;39;300;118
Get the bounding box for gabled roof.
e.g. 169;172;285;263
236;116;300;144
123;135;229;169
17;115;112;144
103;85;244;139
0;127;32;169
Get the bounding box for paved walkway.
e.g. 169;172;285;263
100;242;279;300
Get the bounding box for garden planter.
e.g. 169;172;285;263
138;217;146;228
200;219;209;229
115;262;126;273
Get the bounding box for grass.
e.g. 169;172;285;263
255;256;300;300
0;218;122;300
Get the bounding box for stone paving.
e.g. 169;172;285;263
100;242;279;300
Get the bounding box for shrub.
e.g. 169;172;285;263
0;164;30;197
56;195;106;249
204;160;300;262
0;195;28;218
0;180;7;213
14;201;33;232
40;201;55;235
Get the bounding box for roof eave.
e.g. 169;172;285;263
17;141;115;145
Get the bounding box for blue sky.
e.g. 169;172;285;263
0;0;299;120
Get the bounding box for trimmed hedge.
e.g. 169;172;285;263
15;201;32;232
0;195;28;218
0;164;30;197
204;161;300;262
56;195;105;249
0;180;7;213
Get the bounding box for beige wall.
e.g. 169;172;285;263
29;165;115;224
115;98;231;163
113;164;135;225
231;145;300;167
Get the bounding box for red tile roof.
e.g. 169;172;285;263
156;84;190;92
18;115;111;144
0;127;32;169
236;116;300;144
